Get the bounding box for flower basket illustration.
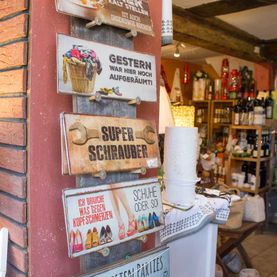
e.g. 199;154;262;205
67;60;97;93
63;45;102;94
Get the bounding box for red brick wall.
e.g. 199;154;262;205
0;0;29;276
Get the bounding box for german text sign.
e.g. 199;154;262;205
56;0;154;36
57;34;157;101
63;178;164;258
60;113;160;175
78;247;170;276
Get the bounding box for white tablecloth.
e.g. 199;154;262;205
160;194;230;243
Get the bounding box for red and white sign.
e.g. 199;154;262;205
63;178;164;258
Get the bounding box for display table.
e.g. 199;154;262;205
217;221;264;276
157;194;230;277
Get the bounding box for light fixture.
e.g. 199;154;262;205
173;42;186;58
174;46;180;58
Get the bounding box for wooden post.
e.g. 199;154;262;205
71;18;141;273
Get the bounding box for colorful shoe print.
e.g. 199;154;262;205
127;218;138;237
70;230;75;253
148;213;154;229
153;212;161;227
137;216;144;232
74;229;84;253
105;225;113;243
85;229;92;249
142;214;148;230
99;226;106;245
92;227;99;247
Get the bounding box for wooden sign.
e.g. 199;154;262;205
62;178;164;258
60;113;160;175
55;0;154;37
57;34;157;101
77;247;170;276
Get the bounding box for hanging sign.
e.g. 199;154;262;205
77;247;170;276
61;113;160;175
63;178;164;258
57;34;157;101
56;0;154;36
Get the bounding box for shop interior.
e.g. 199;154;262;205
160;3;277;276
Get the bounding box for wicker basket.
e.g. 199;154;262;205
67;62;96;94
221;199;245;230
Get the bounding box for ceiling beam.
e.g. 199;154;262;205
188;0;277;17
173;5;269;63
263;39;277;63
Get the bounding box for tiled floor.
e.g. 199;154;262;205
242;230;277;277
224;227;277;277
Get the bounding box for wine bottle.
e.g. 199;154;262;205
252;137;258;158
234;102;240;125
265;90;274;119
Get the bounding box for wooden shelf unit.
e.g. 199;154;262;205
192;100;212;141
227;125;275;194
192;100;237;142
231;156;271;162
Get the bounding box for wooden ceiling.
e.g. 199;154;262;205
172;0;277;64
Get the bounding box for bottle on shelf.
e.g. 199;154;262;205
214;79;221;100
260;135;265;158
247;98;254;125
208;81;214;101
252;136;258;158
233;101;240;125
253;98;265;125
261;97;266;125
265;90;274;119
264;130;270;157
241;100;249;125
241;162;249;183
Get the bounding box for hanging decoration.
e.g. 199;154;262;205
221;58;229;100
170;68;183;103
161;0;173;46
192;70;208;101
183;63;190;85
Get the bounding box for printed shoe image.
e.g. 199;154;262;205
99;226;106;245
74;229;84;253
106;225;113;243
92;227;99;247
85;229;92;249
153;212;161;227
137;216;145;232
127;218;138;237
148;213;154;229
70;230;75;253
142;214;148;230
